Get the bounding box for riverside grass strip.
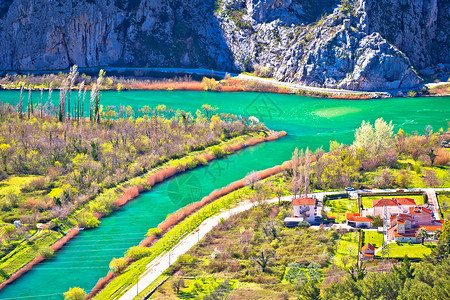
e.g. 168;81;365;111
0;130;286;292
92;161;289;299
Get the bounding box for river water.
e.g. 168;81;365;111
0;91;448;299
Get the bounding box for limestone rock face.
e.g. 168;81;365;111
0;0;235;71
246;0;292;22
362;0;446;69
0;0;447;91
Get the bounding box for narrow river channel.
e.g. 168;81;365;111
0;91;448;299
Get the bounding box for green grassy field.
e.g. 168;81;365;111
437;193;450;220
334;232;359;268
363;231;383;249
387;243;435;259
325;198;358;223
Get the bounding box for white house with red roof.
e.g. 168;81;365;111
292;197;317;223
366;198;417;218
346;213;372;228
361;243;375;260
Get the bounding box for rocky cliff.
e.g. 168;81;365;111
0;0;448;91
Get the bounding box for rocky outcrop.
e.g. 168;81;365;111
0;0;447;90
363;0;440;69
0;0;235;71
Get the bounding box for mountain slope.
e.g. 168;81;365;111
0;0;448;91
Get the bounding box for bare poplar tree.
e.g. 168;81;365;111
90;83;98;122
47;81;53;115
19;83;24;120
59;78;69;122
77;81;85;121
94;70;105;124
27;85;33;119
292;147;299;198
304;147;310;196
81;87;87;120
298;149;304;197
67;65;79;120
40;85;44;118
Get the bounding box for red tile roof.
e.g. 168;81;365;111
293;198;316;206
398;214;413;221
373;198;399;207
395;231;417;238
415;225;442;231
346;213;372;222
393;198;417;206
362;243;375;252
408;206;432;215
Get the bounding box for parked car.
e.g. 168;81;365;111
396;189;404;192
345;187;355;191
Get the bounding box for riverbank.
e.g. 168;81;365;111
0;130;286;292
3;67;449;99
92;159;292;299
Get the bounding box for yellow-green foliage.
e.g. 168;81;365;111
0;231;62;280
0;176;42;197
95;187;249;299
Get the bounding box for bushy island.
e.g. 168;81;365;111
90;119;449;299
0;68;278;284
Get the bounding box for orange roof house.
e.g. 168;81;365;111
346;213;373;228
361;243;375;260
293;198;316;206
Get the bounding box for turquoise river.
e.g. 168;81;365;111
0;90;448;299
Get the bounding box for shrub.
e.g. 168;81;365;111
40;246;54;258
64;287;87;300
202;77;219;91
21;177;47;193
407;90;417;97
125;246;152;260
209;145;225;158
147;227;162;236
109;257;128;274
76;211;100;229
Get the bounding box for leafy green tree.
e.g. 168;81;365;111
434;221;450;256
171;276;185;294
299;282;322;300
353;118;394;155
64;287;86;300
0;143;11;172
254;250;272;272
417;228;428;245
285;262;303;283
347;263;367;282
